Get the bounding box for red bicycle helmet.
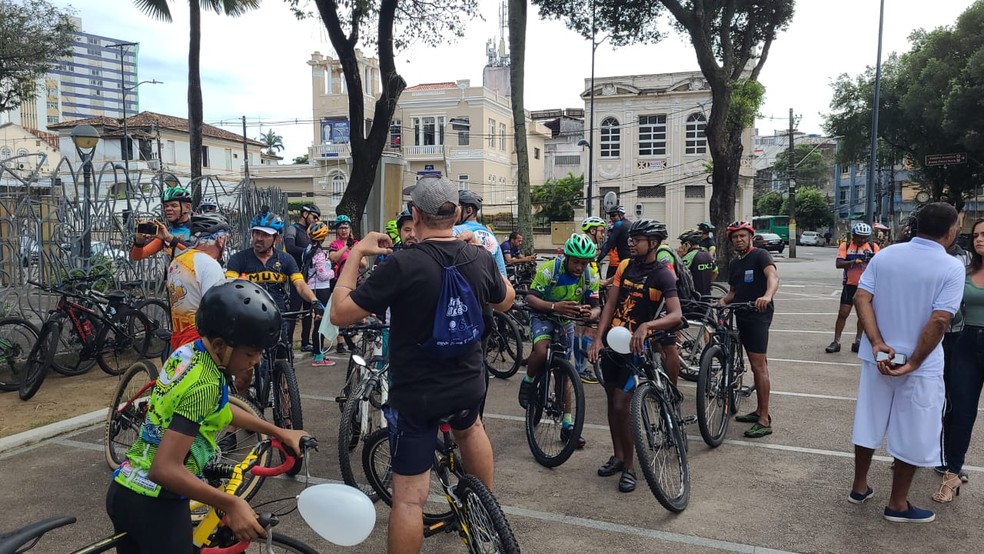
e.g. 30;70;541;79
727;220;754;237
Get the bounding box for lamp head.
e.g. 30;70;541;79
576;139;590;148
71;125;101;153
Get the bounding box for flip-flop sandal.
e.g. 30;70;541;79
618;469;637;493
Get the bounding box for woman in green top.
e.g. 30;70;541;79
936;219;984;503
106;280;310;554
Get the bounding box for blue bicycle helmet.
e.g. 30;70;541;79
250;211;284;234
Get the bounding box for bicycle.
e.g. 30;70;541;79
337;349;389;502
695;301;759;448
606;324;692;513
0;317;40;392
19;280;153;400
485;310;524;379
522;309;586;468
362;416;520;552
677;300;715;383
114;279;171;361
0;438;334;554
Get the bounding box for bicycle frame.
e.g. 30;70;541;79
424;424;471;543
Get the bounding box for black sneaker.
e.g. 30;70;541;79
851;340;861;353
825;340;841;353
518;378;534;409
560;425;586;449
300;344;314;353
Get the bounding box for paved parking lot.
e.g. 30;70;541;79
2;245;983;553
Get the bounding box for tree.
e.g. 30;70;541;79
772;144;831;189
0;0;75;114
781;187;831;230
754;191;783;216
293;154;309;164
533;0;794;265
133;0;260;204
509;0;534;254
258;129;285;154
288;0;479;232
532;173;584;220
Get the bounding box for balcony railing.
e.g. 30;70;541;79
403;145;445;159
310;143;351;159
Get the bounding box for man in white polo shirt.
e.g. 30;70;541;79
849;202;964;524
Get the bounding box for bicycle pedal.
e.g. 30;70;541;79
681;415;698;425
334;396;348;404
423;521;449;537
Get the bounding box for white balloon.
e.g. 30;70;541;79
297;484;376;546
607;326;632;355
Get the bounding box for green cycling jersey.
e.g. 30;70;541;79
529;257;600;305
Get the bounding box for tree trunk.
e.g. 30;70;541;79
508;0;532;253
705;81;741;267
188;0;203;204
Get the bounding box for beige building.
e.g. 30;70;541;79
395;79;550;217
583;72;754;234
0;123;62;187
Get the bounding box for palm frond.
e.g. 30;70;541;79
133;0;174;22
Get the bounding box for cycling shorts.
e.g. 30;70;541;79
840;284;859;306
599;349;638;393
106;481;192;554
736;315;772;354
530;315;574;358
383;404;481;476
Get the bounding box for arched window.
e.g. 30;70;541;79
331;172;347;197
600;117;620;158
0;147;11;159
685;112;707;155
17;148;29;157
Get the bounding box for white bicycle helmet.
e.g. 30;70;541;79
852;222;872;236
581;216;606;232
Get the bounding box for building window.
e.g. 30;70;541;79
555;154;580;165
684;185;705;198
488;119;496;148
600;117;620;158
0;147;10;159
389;120;401;147
47;115;59;124
685;113;707;154
412;116;444;146
534;147;541;160
457;174;469;190
17;148;28;157
201;145;209;168
499;123;506;151
638;114;667;156
638;185;666;198
453;117;470;146
47;101;58;109
331;173;346;197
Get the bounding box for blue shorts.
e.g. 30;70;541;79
530;315;574;358
383;405;481;476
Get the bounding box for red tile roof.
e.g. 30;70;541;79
25;128;60;150
405;82;458;91
50;111;265;147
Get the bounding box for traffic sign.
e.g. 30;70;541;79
424;164;434;171
925;153;967;167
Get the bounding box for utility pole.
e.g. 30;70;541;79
866;0;886;225
787;108;797;259
242;116;250;180
107;42;138;186
585;0;597;216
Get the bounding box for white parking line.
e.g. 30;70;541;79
770;357;860;367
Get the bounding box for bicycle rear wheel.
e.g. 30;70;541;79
338;381;382;501
0;317;39;392
456;474;520;554
18;317;61;401
696;344;729;448
631;382;690;513
104;360;158;469
135;299;170;360
361;428;453;525
485;311;523;379
96;308;152;376
677;319;709;383
525;357;584;468
208;395;273;504
50;312;96;376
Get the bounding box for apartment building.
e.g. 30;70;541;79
583;72;755;234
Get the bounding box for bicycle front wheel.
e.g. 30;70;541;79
104;360;157;469
456;474;520;554
677;319;709;383
96;308;152;376
525;357;584;468
338;381;381;501
18;317;60;401
209;395;273;504
362;428;453;525
269;360;304;475
50;312;96;376
205;532;319;553
485;311;523;379
135;299;170;360
631;382;690;513
0;317;39;392
696;344;729;448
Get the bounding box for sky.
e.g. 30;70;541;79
51;0;976;161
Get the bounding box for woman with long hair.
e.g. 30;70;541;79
935;218;984;502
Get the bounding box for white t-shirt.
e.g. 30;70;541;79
167;249;226;347
857;237;964;374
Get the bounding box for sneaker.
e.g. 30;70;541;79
300;344;314;353
580;369;599;384
851;340;861;353
518;378;535;409
825;340;841;353
883;502;935;523
848;486;874;504
336;344;346;355
312;354;335;367
560;424;586;449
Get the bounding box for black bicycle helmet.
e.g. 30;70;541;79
678;230;703;245
697;221;713;233
607;205;626;215
396;208;413;227
196;280;283;349
189;213;231;238
458;189;484;210
628;219;668;241
301;205;321;217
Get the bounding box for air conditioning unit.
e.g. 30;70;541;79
146;160;160;170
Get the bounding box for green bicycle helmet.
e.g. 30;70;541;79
385;219;399;241
161;185;192;204
564;233;597;259
581;216;607;232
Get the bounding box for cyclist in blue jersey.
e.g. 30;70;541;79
597;206;632;279
454;189;507;277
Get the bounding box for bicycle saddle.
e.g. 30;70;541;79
0;516;76;554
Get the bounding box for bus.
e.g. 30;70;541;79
753;215;790;243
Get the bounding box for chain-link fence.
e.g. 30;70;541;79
0;152;286;323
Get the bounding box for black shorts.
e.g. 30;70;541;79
106;481;192;554
600;350;638;393
736;315;772;355
383;404;481;475
840;284;859;306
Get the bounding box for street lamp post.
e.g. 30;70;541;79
71;125;101;270
865;0;886;225
577;139;592;213
584;0;608;217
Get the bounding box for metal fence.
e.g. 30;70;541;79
0;152;286;323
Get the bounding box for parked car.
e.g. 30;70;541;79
799;231;822;246
20;236;39;266
753;233;785;253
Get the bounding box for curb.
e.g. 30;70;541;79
0;409;105;454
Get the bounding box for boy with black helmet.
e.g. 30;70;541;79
107;280;311;554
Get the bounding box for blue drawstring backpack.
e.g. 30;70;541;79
419;244;485;359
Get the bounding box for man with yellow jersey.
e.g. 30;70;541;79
166;214;230;351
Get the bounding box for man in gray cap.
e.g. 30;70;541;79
330;175;514;554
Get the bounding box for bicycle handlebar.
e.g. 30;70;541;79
249;436;317;477
199;514;279;554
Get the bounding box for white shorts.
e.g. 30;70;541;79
851;361;945;467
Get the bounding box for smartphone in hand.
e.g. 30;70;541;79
137;221;158;235
875;351;907;365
